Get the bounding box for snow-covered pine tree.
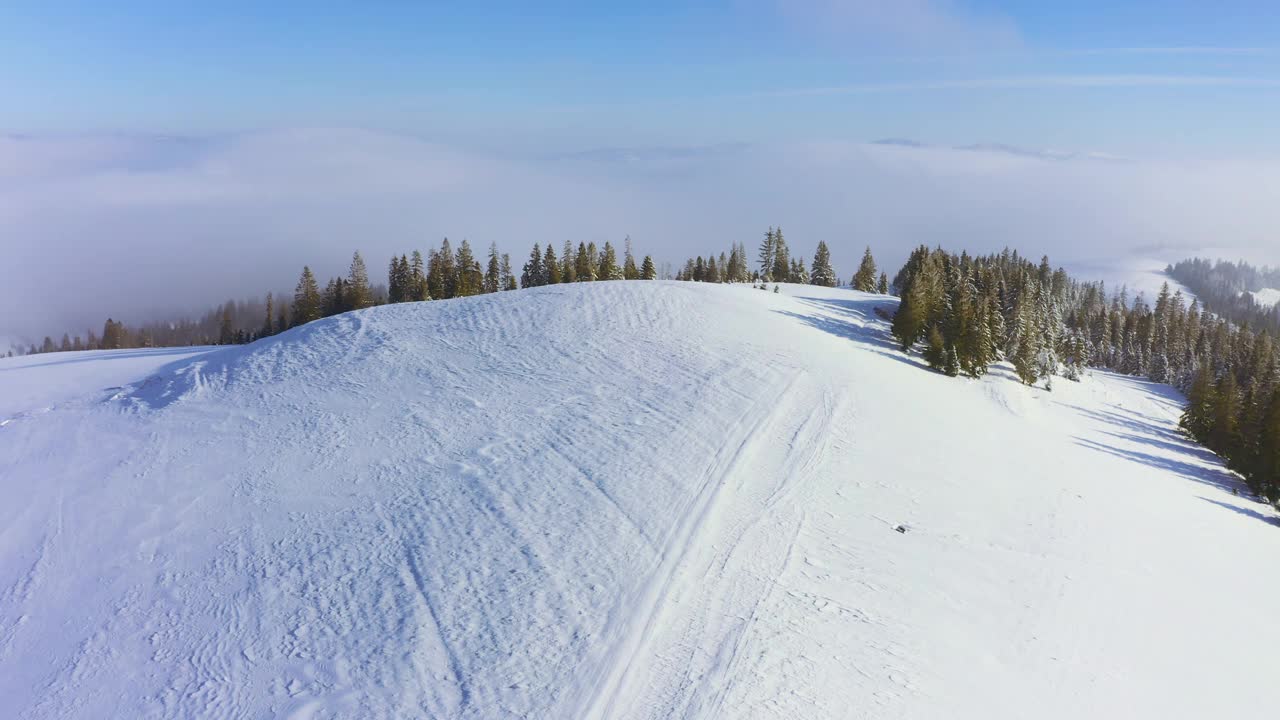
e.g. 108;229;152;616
772;228;791;284
641;255;657;280
853;246;878;292
810;241;837;287
600;241;624;280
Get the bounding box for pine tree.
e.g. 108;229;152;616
218;304;235;345
500;253;516;291
293;266;322;325
347;251;372;309
599;241;622;280
1211;373;1244;460
522;243;545;288
410;250;430;301
623;236;639;280
772;228;790;283
544;244;562;285
587;242;600;281
436;239;457;299
1254;388;1280;499
261;292;275;338
388;256;405;303
853;247;878;292
877;272;889;295
758;227;777;282
485;243;501;294
810;241;836;287
561;240;576;283
641;255;657;280
1010;294;1041;385
922;324;946;371
575;242;592;282
455;240;481;296
892;277;929;351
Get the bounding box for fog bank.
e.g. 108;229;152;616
3;129;1278;345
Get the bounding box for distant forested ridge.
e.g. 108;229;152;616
1166;257;1280;333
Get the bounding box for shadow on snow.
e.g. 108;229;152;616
1198;497;1280;528
773;294;924;373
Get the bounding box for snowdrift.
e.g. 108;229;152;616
2;281;1277;720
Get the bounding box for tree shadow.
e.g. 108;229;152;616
1097;373;1187;415
1073;437;1246;495
1198;497;1280;527
773;294;930;372
1063;404;1189;446
1097;429;1223;466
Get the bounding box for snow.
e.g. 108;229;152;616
1248;287;1280;307
0;346;216;418
3;282;1277;719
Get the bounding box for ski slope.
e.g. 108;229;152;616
2;282;1277;720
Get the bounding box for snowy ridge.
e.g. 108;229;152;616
2;281;1278;719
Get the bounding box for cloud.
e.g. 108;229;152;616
765;0;1020;50
3;129;1280;345
755;74;1280;98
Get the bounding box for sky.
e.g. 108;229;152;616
3;1;1280;153
2;1;1280;346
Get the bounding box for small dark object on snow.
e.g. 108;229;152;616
894;525;908;534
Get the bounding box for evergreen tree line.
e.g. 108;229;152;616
673;227;890;293
891;246;1280;502
10;236;660;357
516;236;656;287
1166;257;1280;335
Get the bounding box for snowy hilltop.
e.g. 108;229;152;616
2;281;1277;719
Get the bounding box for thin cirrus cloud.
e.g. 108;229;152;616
756;74;1280;97
763;0;1021;50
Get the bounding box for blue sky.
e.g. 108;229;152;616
3;1;1280;153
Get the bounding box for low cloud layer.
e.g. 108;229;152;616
2;128;1279;345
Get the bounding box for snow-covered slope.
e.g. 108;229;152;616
3;282;1277;720
1248;287;1280;307
0;346;215;418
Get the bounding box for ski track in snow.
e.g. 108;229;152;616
2;281;1278;719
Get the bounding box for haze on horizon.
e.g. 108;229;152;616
3;0;1280;344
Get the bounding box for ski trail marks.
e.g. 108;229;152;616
579;371;848;720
